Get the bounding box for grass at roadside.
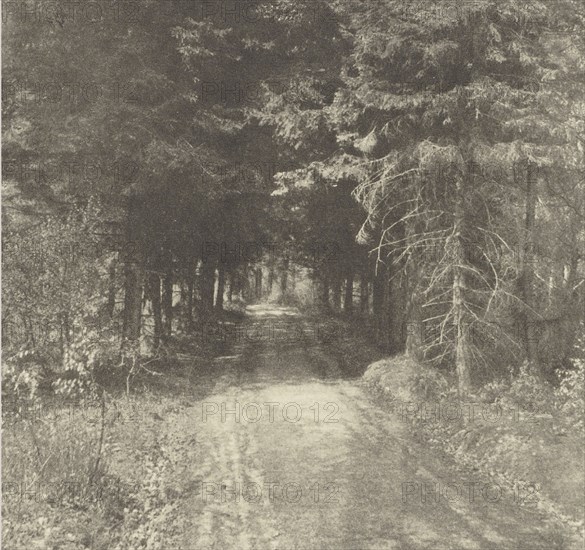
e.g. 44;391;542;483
1;342;215;550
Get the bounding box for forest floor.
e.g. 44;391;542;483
3;304;583;549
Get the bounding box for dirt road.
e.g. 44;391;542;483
166;305;571;550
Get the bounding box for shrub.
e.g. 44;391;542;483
2;349;49;402
556;330;585;430
494;361;556;414
478;378;511;404
407;367;449;400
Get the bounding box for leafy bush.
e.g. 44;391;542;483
478;378;511;404
113;445;178;550
407;367;449;400
2;349;50;402
493;361;556;414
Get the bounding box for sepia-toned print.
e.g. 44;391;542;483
2;1;584;549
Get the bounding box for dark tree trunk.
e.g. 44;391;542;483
520;160;540;373
268;265;275;294
372;263;386;316
122;265;142;346
162;270;173;340
372;261;388;345
216;266;226;311
290;263;296;292
122;198;143;360
255;268;263;300
453;166;471;394
280;258;289;300
147;272;162;350
186;263;195;330
107;256;117;318
228;271;234;303
331;273;342;312
360;272;369;314
60;312;71;369
344;271;354;315
241;265;250;301
380;273;391;349
385;261;403;353
405;284;423;361
320;270;330;310
200;258;216;313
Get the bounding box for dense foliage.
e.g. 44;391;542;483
3;0;584;395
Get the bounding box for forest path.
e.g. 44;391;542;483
168;305;568;550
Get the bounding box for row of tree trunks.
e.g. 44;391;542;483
138;259;242;353
311;259;407;354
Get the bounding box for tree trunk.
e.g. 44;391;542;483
386;264;404;353
60;312;71;369
200;258;216;313
344;271;354;315
290;263;296;292
360;272;369;314
186;265;195;330
453;169;471;395
521;161;540;372
162;269;173;340
147;272;162;350
216;266;226;311
241;265;250;301
280;258;289;301
320;270;330;310
406;291;423;361
122;198;143;362
107;256;117;318
372;261;387;345
255;268;263;300
372;263;385;316
331;273;342;312
268;265;275;295
228;271;234;303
